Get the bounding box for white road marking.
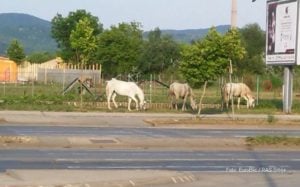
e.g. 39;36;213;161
129;180;136;186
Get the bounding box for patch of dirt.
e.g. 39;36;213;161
0;136;38;144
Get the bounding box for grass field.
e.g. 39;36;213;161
0;81;300;114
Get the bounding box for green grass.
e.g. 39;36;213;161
246;135;300;146
1;82;300;113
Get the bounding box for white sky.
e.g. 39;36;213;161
0;0;266;31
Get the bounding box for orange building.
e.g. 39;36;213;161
0;57;17;82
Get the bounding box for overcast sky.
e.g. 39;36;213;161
1;0;266;31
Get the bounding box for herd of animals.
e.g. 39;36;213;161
105;78;255;111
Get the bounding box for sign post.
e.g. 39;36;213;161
266;0;299;113
283;66;293;113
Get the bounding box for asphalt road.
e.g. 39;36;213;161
0;112;299;186
1;126;300;138
0;149;299;172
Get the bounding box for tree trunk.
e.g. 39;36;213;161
197;81;208;116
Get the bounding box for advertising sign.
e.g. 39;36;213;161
266;0;298;65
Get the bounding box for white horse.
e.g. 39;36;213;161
222;83;255;109
106;78;146;111
169;82;197;111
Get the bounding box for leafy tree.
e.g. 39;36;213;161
179;28;245;115
140;28;180;75
51;9;103;63
238;23;266;75
70;17;98;64
27;51;55;64
6;39;26;65
97;22;144;77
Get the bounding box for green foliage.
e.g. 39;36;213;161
6;39;25;65
238;24;266;75
140;28;180;74
70;17;98;64
97;22;144;77
143;25;231;43
270;74;283;90
179;27;245;87
27;52;55;64
51;10;103;63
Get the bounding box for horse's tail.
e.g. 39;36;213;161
168;84;175;97
222;84;230;102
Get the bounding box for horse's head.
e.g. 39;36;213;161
190;99;198;111
139;100;147;110
248;95;255;108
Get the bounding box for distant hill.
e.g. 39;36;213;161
144;25;231;43
0;13;57;55
0;13;230;55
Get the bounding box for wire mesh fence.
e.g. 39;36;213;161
1;67;300;111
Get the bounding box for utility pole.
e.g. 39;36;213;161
231;0;238;28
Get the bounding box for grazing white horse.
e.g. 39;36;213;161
169;82;197;111
222;83;255;109
106;78;146;111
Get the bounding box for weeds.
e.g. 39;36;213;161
246;135;300;146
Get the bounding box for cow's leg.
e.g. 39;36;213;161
112;92;118;108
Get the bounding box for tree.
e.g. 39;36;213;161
6;39;25;65
70;17;98;64
51;9;103;63
238;23;266;75
140;28;180;75
179;28;245;115
97;22;144;77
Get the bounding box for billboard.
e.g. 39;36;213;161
266;0;298;65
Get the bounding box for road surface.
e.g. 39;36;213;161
1;125;300;138
0;149;299;172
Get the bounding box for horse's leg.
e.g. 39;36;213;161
131;96;139;110
112;92;118;108
175;96;179;110
107;91;113;110
243;95;249;108
182;95;187;111
237;97;241;109
170;96;174;109
224;94;229;109
127;97;132;111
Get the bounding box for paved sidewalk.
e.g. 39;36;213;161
1;110;300;126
